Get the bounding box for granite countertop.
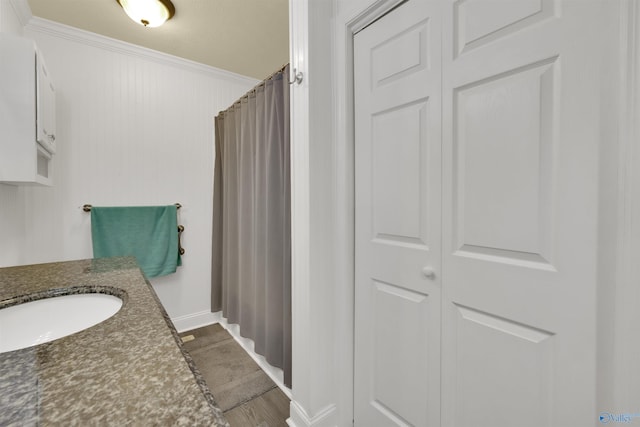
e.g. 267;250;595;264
0;257;229;426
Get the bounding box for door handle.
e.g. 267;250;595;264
422;267;436;279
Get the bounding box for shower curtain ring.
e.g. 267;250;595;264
289;68;303;85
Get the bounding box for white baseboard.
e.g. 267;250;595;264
173;311;293;400
287;401;338;427
171;310;221;333
216;316;293;400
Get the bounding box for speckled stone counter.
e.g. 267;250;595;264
0;257;229;426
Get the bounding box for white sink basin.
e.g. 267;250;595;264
0;293;123;353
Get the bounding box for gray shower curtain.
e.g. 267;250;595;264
212;65;291;387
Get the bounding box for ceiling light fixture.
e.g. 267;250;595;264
116;0;175;28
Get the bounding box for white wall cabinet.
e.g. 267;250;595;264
0;33;56;185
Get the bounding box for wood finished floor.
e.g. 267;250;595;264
180;324;290;427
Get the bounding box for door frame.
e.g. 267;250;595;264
609;0;640;412
333;0;420;425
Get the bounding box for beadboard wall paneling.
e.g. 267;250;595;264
16;20;256;319
0;184;26;266
0;0;27;267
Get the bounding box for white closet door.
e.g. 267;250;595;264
441;1;601;427
354;0;603;426
354;1;442;426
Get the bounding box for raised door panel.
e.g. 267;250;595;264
372;100;429;248
453;57;557;269
371;22;427;88
369;281;431;426
452;305;554;427
453;0;556;56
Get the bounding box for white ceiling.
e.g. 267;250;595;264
27;0;289;80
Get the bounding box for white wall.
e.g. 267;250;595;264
0;0;24;35
0;8;256;326
0;182;24;266
0;1;29;267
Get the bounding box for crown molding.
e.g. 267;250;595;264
24;16;258;86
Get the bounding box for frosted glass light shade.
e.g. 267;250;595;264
117;0;175;27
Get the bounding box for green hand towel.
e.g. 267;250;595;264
91;205;182;278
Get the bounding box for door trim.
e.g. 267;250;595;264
338;1;409;426
329;2;409;426
611;0;640;411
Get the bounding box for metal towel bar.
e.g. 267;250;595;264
82;203;181;212
83;203;185;255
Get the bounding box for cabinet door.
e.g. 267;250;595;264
37;53;56;154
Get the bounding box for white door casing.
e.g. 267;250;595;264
354;1;602;426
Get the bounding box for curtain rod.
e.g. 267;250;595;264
248;62;288;94
218;63;290;116
261;63;289;85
